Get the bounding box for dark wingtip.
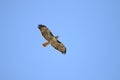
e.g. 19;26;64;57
38;24;46;29
62;52;66;55
62;48;66;54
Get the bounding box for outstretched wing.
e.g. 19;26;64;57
38;24;54;41
51;40;66;54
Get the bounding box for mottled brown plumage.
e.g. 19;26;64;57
38;24;66;54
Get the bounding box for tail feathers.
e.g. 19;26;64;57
42;42;49;47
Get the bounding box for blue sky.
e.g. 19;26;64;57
0;0;120;80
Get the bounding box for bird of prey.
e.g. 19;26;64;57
38;24;66;54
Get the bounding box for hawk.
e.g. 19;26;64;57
38;24;66;54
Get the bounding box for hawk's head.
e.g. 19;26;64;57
55;36;59;39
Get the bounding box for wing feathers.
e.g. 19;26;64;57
38;24;54;41
51;40;66;54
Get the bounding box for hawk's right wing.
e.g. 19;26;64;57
38;24;54;41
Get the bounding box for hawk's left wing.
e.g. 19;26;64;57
51;40;66;54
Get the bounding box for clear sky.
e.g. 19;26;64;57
0;0;120;80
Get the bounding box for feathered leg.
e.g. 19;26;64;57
42;41;49;47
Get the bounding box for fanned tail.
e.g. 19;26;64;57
42;42;49;47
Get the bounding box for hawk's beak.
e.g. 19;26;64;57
55;36;59;39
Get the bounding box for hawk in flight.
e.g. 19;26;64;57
38;24;66;54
